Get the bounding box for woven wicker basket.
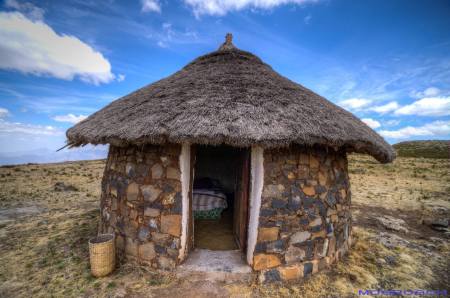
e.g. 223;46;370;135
89;234;115;277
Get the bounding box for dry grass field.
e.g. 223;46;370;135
0;155;449;297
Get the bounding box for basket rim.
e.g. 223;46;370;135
89;233;114;245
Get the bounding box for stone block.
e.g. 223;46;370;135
160;156;170;166
127;182;139;201
155;244;167;254
310;155;320;169
321;238;329;257
125;238;138;257
266;240;285;253
138;227;150;241
290;231;311;244
151;163;163;179
271;199;287;209
254;242;267;253
264;269;281;282
144;207;160;217
158;256;175;270
312;260;319;274
110;186;118;198
166;167;180;180
285;246;306;264
126;162;135;177
162;192;175;205
312;230;326;239
258;227;279;242
327;237;336;257
288;194;301;210
287;172;296;180
116;234;124;251
262;184;284;199
141;185;161;202
136;164;149;177
319;257;330;270
260;208;276;217
318;171;327;186
161;214;181;237
253;254;281;270
139;242;156;261
297;165;309;179
148;218;158;229
152;232;170;245
309;217;322;227
303;186;315;196
303;262;313;276
279;265;301;281
129;208;138;220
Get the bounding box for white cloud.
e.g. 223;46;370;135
117;74;126;82
304;14;312;24
378;120;450;139
0;107;10;118
338;98;372;111
153;22;198;48
410;87;440;98
52;114;87;124
394;97;450;117
141;0;161;13
0;119;63;136
4;0;44;20
370;101;399;114
0;12;116;85
183;0;317;17
361;118;381;129
385;119;400;127
157;40;168;48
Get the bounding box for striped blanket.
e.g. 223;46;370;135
193;189;228;211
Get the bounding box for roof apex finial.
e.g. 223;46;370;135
225;33;232;45
218;33;235;51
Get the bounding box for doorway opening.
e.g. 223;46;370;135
191;145;250;251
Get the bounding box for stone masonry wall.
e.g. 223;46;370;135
99;144;182;270
255;146;352;282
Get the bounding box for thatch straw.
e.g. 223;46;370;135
67;34;395;163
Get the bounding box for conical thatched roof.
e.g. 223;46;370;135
67;34;395;163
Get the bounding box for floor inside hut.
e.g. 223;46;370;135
194;208;238;250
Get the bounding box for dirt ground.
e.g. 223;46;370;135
0;155;448;297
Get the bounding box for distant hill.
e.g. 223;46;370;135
0;145;108;166
393;140;449;159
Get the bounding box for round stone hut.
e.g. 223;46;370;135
67;34;394;282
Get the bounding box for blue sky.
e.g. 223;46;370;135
0;0;449;162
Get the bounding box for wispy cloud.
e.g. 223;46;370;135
304;14;312;24
141;0;161;13
154;22;199;48
0;119;64;136
0;107;10;118
52;114;87;124
379;120;450;139
409;86;440;98
369;101;399;114
0;11;118;84
361;118;381;129
183;0;317;17
338;98;372;111
4;0;44;20
394;97;450;117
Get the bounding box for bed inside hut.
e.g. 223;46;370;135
192;145;250;251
